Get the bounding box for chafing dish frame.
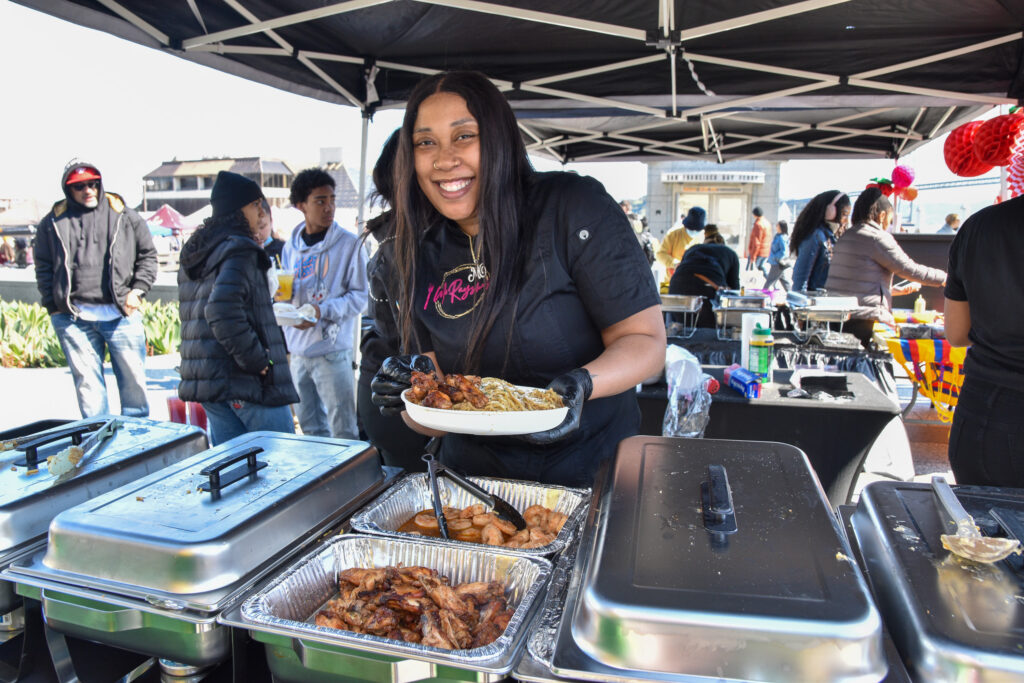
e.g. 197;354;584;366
660;295;703;339
4;448;399;669
710;303;775;341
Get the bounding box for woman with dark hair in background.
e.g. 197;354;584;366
826;186;945;347
357;130;430;472
370;71;664;487
790;190;851;292
177;171;298;445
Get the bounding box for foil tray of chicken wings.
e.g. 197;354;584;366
350;474;589;557
240;534;551;672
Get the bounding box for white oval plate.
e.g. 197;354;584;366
401;387;568;436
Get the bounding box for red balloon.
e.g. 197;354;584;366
898;187;918;201
972;112;1024;166
944;121;994;176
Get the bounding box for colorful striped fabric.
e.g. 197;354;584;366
885;337;968;423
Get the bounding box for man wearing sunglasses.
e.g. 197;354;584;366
34;160;158;418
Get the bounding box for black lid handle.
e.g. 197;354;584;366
701;464;738;534
198;446;266;493
15;421;106;468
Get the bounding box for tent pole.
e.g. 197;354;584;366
357;110;370;231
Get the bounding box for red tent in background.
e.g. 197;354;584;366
146;204;192;233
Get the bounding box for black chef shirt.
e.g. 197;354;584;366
945;194;1024;389
409;171;660;486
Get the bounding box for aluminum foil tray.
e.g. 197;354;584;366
350;474;589;557
717;294;769;308
240;535;551;673
793;308;853;324
659;294;702;313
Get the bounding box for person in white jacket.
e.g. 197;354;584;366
281;168;368;439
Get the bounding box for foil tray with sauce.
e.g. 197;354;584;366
350;474;589;557
235;535;552;675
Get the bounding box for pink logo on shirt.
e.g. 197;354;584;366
422;263;490;318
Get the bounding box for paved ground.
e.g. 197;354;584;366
0;352;183;432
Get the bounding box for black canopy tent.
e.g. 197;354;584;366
15;0;1024;217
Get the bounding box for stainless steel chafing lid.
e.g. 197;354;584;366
852;482;1024;679
0;417;205;561
572;436;882;679
40;432;382;596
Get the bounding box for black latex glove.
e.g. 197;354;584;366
371;355;436;416
520;368;593;445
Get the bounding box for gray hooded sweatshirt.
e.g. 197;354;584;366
280;221;368;357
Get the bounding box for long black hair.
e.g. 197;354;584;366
851;187;893;225
789;190;849;254
364;129;402;242
392;71;534;372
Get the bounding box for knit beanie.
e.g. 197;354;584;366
210;171;263;217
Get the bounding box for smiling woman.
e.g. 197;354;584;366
369;71;666;488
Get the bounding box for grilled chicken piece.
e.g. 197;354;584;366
420;610;454;649
438;608;474;649
397;566;439;584
454;581;505;607
409;371;438;401
419;574;474;619
422;389;453;409
364;606;400;634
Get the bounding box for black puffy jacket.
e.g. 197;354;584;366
177;218;298;407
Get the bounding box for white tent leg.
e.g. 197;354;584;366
357;112;369;231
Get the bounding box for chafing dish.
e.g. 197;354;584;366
350;473;589;557
718;290;770;308
221;535;551;682
852;481;1024;682
534;436;885;683
660;294;703;339
711;303;774;340
5;432;392;668
787;293;861;342
659;294;702;313
0;416;207;617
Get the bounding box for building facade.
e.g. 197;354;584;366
646;160;782;252
142;157;296;215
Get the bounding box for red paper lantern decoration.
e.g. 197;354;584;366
944;121;994;177
878;183;895;198
1007;153;1024;199
891;165;915;189
972;112;1024;166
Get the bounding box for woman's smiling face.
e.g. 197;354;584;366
413;91;481;235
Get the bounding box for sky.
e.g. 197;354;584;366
0;1;1005;226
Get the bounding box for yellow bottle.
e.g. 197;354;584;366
914;294;926;314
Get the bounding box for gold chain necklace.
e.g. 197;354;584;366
467;233;488;282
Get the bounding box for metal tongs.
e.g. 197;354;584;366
48;418;123;477
932;476;1021;564
421;437;527;540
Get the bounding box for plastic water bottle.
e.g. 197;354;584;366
748;323;774;381
914;294;926;315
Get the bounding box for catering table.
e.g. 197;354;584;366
637;366;901;507
666;329;898;400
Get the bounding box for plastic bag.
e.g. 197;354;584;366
662;345;713;438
